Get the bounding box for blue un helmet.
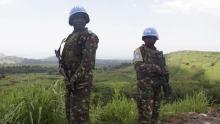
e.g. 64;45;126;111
142;27;159;40
69;6;90;25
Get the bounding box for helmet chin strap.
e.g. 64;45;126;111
74;27;86;32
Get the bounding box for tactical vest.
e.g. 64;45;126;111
139;45;161;65
138;44;167;79
61;29;91;72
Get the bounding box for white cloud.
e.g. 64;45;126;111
0;0;12;6
151;0;220;17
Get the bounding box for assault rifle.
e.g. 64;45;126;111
55;38;74;92
156;51;172;99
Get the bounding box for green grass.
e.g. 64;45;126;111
91;88;208;124
94;67;136;84
90;87;138;124
0;73;61;92
160;91;209;121
0;80;65;124
0;79;209;124
167;51;220;81
0;50;219;123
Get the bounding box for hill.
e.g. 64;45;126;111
166;50;220;81
0;54;131;67
0;50;220;124
103;50;220;102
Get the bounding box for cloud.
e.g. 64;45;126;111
0;0;12;6
151;0;220;17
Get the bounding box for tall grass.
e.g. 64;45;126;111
0;80;65;124
90;86;138;124
0;79;209;124
160;91;209;121
90;90;209;124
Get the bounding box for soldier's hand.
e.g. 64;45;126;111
70;77;76;91
164;96;172;103
65;83;72;92
154;65;163;75
164;92;172;102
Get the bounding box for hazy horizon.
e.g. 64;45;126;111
0;0;220;59
1;49;220;60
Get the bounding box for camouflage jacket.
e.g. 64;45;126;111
61;28;99;82
133;44;168;80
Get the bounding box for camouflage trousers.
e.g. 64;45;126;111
136;78;161;124
64;83;91;124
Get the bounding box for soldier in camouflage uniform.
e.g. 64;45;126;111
60;6;99;124
133;27;172;124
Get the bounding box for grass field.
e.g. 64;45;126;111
0;51;220;124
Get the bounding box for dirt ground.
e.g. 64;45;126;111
163;108;220;124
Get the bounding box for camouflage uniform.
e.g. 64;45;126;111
133;44;170;124
61;28;98;124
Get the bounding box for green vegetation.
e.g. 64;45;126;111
0;51;220;123
160;91;209;121
0;81;209;124
167;51;220;102
90;83;138;124
0;65;57;74
0;81;65;124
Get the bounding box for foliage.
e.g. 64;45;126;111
0;81;65;124
0;79;210;124
0;51;219;123
0;65;57;74
90;85;138;124
160;91;209;121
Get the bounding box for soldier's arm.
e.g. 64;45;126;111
134;62;162;74
71;33;99;81
133;48;162;74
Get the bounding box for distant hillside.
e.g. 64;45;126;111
109;50;220;102
0;55;131;67
0;53;5;58
109;50;220;83
0;56;51;65
1;51;220;72
0;56;24;64
166;50;220;81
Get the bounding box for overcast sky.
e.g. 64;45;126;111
0;0;220;59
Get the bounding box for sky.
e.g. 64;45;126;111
0;0;220;59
